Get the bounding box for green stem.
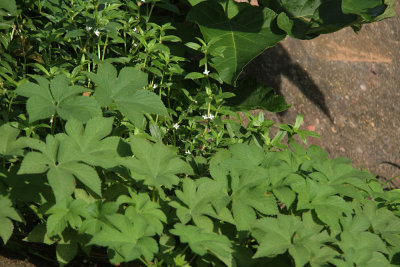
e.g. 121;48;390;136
102;35;108;61
139;257;151;267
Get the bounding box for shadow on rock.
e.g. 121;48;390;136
250;43;333;122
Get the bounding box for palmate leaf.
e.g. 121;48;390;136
46;198;89;237
187;1;285;85
294;179;352;231
18;117;120;202
0;123;26;157
120;136;193;188
89;214;158;264
87;63;168;126
0;196;23;244
252;213;338;266
170;223;234;267
15;74;101;123
61;117;122;168
79;201;119;236
117;190;167;235
169;178;224;231
210;144;279;230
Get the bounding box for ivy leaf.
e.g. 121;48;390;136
87;63;168;126
0;196;23;244
170;223;234;267
89;214;158;264
15;74;101;123
120;136;193;188
117;190;167;235
0;123;25;157
187;1;285;85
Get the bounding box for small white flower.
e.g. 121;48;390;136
194;100;198;104
203;69;210;76
94;29;100;37
7;13;11;17
133;27;137;32
141;0;145;2
134;43;138;47
185;150;191;155
50;115;54;124
173;123;180;130
86;26;93;31
152;84;158;89
202;114;215;120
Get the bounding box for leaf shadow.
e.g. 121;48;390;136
247;43;333;122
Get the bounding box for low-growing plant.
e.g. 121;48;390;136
0;0;398;266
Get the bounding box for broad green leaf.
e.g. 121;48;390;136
170;223;233;267
87;63;168;126
117;191;167;235
79;201;119;236
0;196;23;244
120;136;193;188
169;178;223;231
252;215;301;257
0;0;17;15
15;74;101;123
187;1;285;85
18;121;109;202
0;123;25;157
228;78;291;112
342;0;386;20
46;198;88;237
89;214;158;264
61;117;122;168
56;242;78;265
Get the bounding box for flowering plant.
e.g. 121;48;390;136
0;0;397;266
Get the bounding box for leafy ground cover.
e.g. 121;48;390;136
0;0;399;266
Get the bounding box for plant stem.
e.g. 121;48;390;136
102;35;108;61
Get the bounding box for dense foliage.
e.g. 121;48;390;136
0;0;398;266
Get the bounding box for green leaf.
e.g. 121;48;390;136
252;215;301;257
62;117;122;168
187;1;285;85
0;0;17;15
117;191;167;235
120;136;193;188
56;242;78;265
0;196;23;244
46;198;88;237
170;223;233;266
0;123;25;157
15;74;101;123
89;214;158;263
88;63;168;126
169;178;223;231
342;0;386;20
228;78;291;112
79;201;119;236
18;121;109;202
